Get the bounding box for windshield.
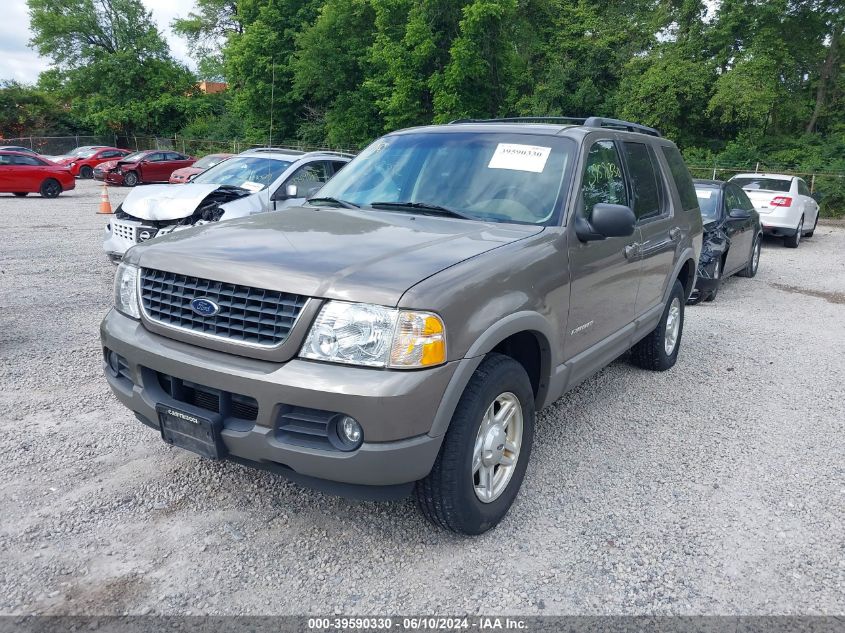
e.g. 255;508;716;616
731;177;791;192
192;156;291;190
193;154;229;170
120;152;146;163
315;132;575;225
695;185;721;223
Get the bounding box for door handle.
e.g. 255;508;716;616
624;243;641;260
669;227;682;241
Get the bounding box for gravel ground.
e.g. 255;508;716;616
1;180;843;616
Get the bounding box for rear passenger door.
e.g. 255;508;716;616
565;139;641;361
623;141;676;316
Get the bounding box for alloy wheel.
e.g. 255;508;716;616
664;297;681;356
472;392;523;504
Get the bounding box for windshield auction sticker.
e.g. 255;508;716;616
488;143;552;173
241;181;264;192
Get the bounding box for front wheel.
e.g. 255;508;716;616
40;179;62;198
79;165;94;179
123;171;139;187
738;235;761;278
630;279;685;371
703;258;721;302
415;353;535;535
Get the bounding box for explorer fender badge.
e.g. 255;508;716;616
190;297;220;317
570;320;594;336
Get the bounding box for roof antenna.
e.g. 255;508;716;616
269;60;276;148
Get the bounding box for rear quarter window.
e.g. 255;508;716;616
660;146;698;211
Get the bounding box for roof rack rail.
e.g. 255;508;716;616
447;115;661;137
300;150;357;159
242;147;306;155
449;116;586;125
583;117;661;137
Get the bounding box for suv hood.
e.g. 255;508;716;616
121;183;255;221
126;206;543;306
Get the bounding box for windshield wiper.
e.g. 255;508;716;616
307;196;359;209
369;201;474;220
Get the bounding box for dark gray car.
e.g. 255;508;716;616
101;117;702;535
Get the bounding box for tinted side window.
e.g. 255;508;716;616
660;146;698;211
100;151;120;158
732;185;755;212
146;153;164;162
797;179;810;196
623;142;662;221
289;162;330;185
331;161;347;174
582;140;627;218
0;154;13;165
14;155;43;166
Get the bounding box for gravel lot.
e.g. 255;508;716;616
1;180;844;617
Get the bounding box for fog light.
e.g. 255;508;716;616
335;415;363;450
107;349;120;375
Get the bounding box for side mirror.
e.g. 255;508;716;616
728;208;751;220
575;203;636;242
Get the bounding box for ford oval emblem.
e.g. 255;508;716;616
190;297;220;317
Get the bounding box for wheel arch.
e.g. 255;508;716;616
672;253;697;301
429;312;556;437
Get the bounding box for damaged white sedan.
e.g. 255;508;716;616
102;148;353;262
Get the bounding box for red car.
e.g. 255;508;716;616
169;153;233;183
0;151;75;198
97;150;195;186
50;147;132;179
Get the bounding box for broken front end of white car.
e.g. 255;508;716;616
102;184;264;262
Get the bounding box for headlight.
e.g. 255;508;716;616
300;301;446;369
114;263;140;319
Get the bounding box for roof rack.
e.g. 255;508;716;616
448;115;661;137
242;147;306;155
583;117;661;137
449;116;586;125
300;150;357;159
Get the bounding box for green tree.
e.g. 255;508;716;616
27;0;197;135
172;0;243;80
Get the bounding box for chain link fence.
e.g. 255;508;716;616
1;135;357;158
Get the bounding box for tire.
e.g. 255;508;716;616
630;279;685;372
39;179;62;198
12;192;28;197
79;165;94;179
123;171;139;187
703;258;721;302
415;353;535;535
738;234;761;278
784;216;803;248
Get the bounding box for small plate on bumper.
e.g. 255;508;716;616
156;404;226;459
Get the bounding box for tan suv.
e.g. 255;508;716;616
101;117;702;534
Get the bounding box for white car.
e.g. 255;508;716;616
102;149;353;262
729;173;820;248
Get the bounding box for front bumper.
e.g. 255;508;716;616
104;171;126;185
100;310;457;492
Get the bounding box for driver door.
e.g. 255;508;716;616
565;139;641;365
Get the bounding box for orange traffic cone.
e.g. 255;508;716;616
97;183;113;215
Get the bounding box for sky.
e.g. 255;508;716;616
0;0;197;83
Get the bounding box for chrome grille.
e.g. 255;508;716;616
140;268;307;347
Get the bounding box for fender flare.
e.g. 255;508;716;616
664;247;697;303
429;311;556;438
